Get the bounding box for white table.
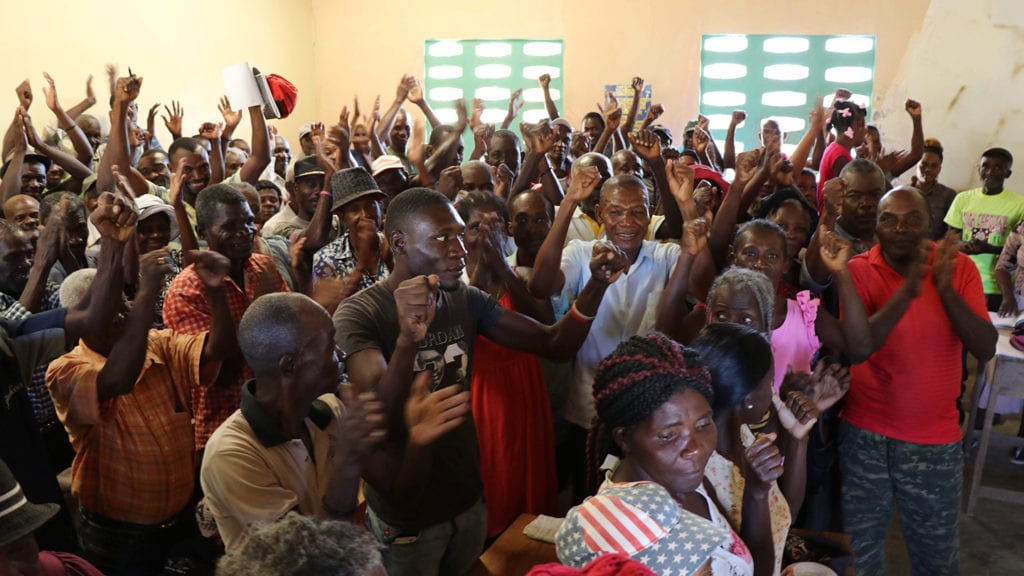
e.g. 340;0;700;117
965;314;1024;515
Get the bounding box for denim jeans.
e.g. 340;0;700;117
364;500;487;576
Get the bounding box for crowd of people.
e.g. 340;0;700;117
0;61;1018;576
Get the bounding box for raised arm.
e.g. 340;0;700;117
468;98;488;161
22;111;90;181
329;109;354;170
145;103;161;152
168;163;199;265
367;95;386;159
63;188;136;345
638;103;663;134
476;213;554;324
18;198;64;313
407;119;430;187
237;106;271;184
630;130;680;236
723;110;745;170
407;79;441;130
96;249;173;400
64;74;96;120
804;177;845;286
510;120;556;198
877;99;924;178
377;74;412;143
699;115;725;172
592;96;622;157
622;77;644;136
1;112;27;203
3;80;33;160
97;75;145;196
198;122;225;184
500;88;523;131
41;73;94;168
470;123;494;162
790;97;825;177
161;101;183;141
538;74;559;120
527;166;602;298
218;96;243;143
655;218;710;341
663;155;702;224
424;100;468;176
301;124;336;253
709;149;763;271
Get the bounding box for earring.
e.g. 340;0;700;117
745;404;754;410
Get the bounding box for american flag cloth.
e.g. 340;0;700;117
556;481;730;576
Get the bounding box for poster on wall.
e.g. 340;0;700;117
424;39;564;146
603;83;653;124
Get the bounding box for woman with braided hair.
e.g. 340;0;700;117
576;332;780;576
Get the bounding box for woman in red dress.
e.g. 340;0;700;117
456;191;558;538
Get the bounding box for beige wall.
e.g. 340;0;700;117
310;0;931;150
0;0;315;147
9;0;1012;192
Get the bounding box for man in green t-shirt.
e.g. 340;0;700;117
945;147;1024;310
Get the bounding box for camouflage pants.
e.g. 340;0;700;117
839;422;962;576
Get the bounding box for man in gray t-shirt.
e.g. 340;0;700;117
334;188;622;576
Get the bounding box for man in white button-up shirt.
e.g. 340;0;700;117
529;160;696;503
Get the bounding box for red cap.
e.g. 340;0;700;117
692;165;730;197
265;74;297;118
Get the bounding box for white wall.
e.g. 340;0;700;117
878;0;1024;190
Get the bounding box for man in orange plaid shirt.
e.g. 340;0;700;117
163;183;289;451
47;247;237;574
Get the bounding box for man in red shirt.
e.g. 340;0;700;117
841;187;996;576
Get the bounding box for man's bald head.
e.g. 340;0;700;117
572;153;612;180
876;186;931;265
239;293;329;376
570;153;614;214
460;160;493;194
600;174;648;206
879;185;930;219
611;149;641;177
3;195;40;233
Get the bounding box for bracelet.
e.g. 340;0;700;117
319;190;331;197
569;302;596;323
60;124;76;132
